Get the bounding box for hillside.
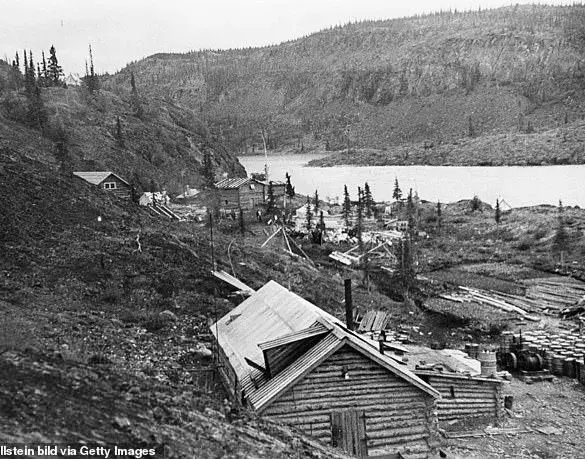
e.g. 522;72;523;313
0;61;244;195
110;4;585;165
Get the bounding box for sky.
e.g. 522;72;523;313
0;0;576;75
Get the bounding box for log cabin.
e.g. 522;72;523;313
214;178;287;212
73;171;131;199
211;281;441;458
214;177;265;211
403;346;506;426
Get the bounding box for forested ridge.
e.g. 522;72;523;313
110;4;585;164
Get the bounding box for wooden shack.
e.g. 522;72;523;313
211;281;440;458
73;171;131;199
403;346;506;426
214;177;265;211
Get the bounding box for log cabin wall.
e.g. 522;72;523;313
238;182;265;210
100;174;131;199
217;188;241;210
425;374;504;424
261;345;436;458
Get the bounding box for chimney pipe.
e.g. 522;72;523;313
344;279;354;331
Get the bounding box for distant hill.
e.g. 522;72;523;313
110;4;585;165
0;60;244;196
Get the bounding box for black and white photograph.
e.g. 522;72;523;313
1;1;585;458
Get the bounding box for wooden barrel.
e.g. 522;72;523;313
479;350;497;377
564;358;576;378
579;362;585;385
552;355;564;376
500;332;514;354
469;343;479;360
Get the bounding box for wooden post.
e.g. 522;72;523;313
345;279;354;331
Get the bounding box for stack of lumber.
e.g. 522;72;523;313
522;277;585;314
357;311;391;332
438;286;538;321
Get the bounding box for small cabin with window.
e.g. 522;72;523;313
211;281;441;458
214;177;265;211
73;171;131;199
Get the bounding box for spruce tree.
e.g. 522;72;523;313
356;187;364;250
364;182;373;218
84;45;100;94
495;199;501;224
342;185;352;228
130;71;144;117
15;51;20;70
48;45;63;86
392;177;402;202
553;200;569;261
436;201;442;231
266;181;276;215
313;189;319;214
202;148;214;187
116;117;125;147
406;188;416;238
41;52;48;83
305;195;313;232
285;172;295;198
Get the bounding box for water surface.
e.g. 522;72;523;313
238;154;585;208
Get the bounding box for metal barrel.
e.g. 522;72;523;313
478;350;497;377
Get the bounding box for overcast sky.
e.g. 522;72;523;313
0;0;575;75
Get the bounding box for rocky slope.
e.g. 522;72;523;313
109;4;585;165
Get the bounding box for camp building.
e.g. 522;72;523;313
214;177;286;212
211;281;441;458
73;171;131;199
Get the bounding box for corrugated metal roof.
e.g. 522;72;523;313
258;321;329;351
214;177;251;189
251;333;342;411
211;281;440;412
73;171;129;186
210;281;340;388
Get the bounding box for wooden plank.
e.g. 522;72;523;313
212;270;255;294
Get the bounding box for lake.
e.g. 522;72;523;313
238;154;585;208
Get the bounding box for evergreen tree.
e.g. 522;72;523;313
24;50;36;95
202;147;214;187
356;187;364;250
436;201;442;231
266;181;276;215
396;235;416;299
392;177;402;202
317;210;326;233
364;182;373;218
84;45;100;94
470;195;482;212
313;189;319;214
116;117;125;147
41;52;48;83
495;199;501;224
48;45;64;86
285;172;295;198
553;200;569;259
15;51;20;70
305;195;313;232
130;71;144;117
342;185;352;228
406;188;417;237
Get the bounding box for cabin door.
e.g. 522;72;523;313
331;409;367;457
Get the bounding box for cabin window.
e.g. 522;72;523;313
103;182;117;189
450;386;456;398
249;184;255;190
225;200;228;205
